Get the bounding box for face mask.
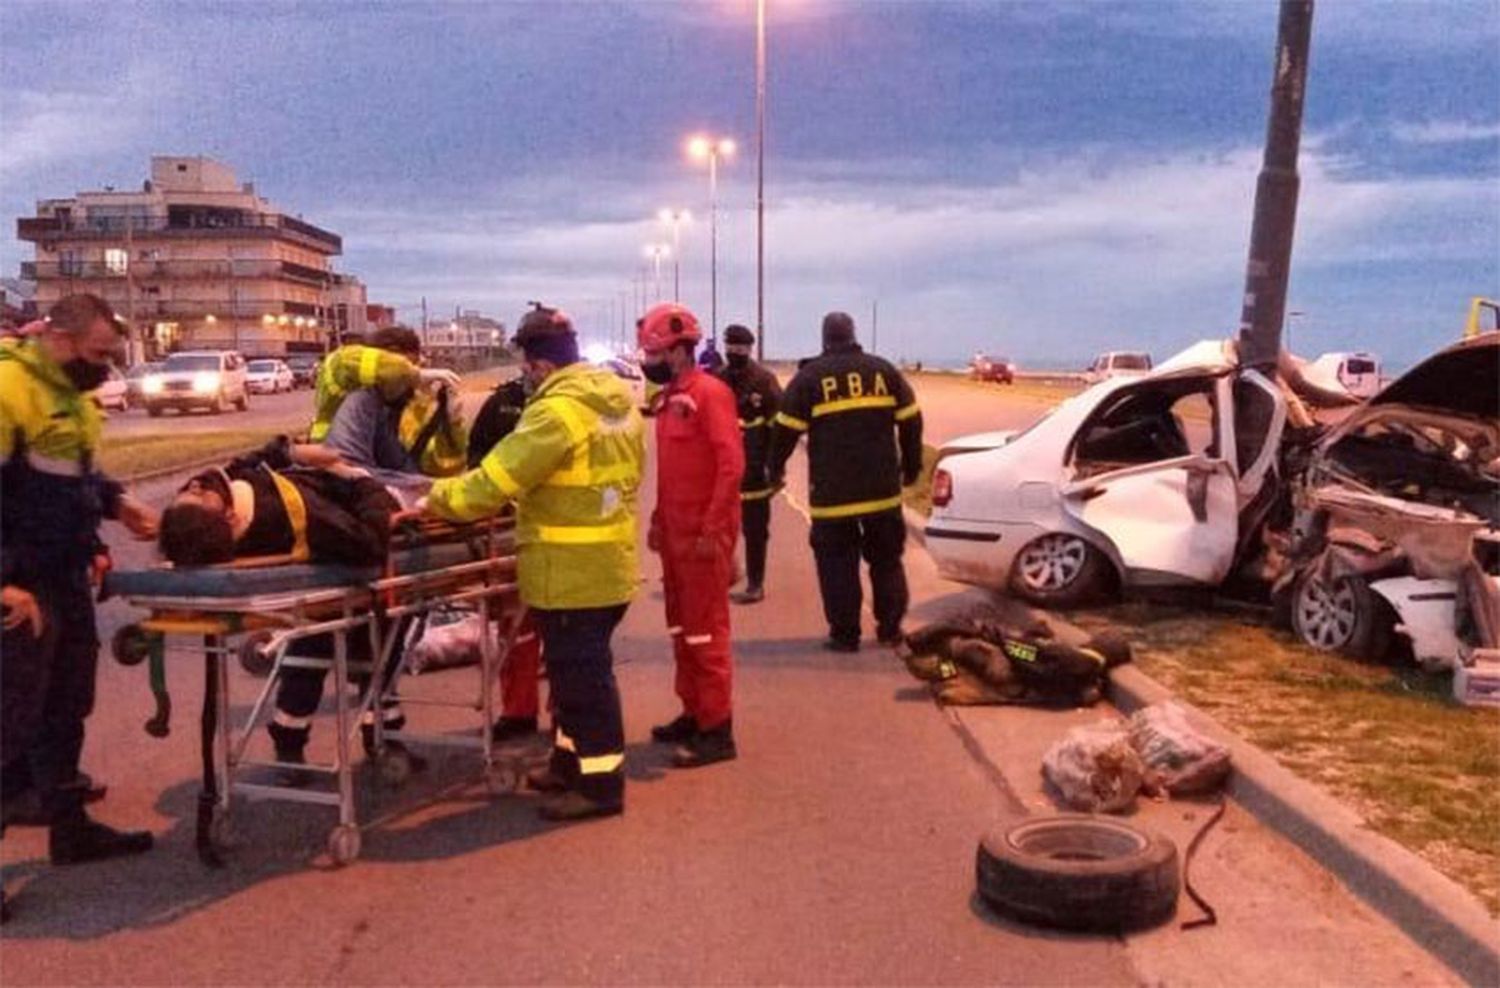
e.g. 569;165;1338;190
63;358;110;393
726;353;750;370
643;361;674;385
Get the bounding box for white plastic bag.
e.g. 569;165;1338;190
1041;720;1146;813
406;609;485;675
1128;701;1231;795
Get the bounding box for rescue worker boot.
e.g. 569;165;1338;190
650;713;697;744
731;585;765;605
672;721;737;769
48;802;153;866
538;790;623;822
525;765;569;793
822;637;860;654
490;716;540;744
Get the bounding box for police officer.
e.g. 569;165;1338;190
713;324;782;604
769;311;923;652
422;305;644;821
1;295;158;916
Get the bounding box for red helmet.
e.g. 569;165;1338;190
636;303;702;355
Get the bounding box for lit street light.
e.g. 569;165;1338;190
755;0;767;360
644;243;671;302
657;208;691;302
687;133;735;345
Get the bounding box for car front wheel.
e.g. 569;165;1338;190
1010;533;1112;608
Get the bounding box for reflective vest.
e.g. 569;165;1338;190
309;345;421;442
399;389;469;477
427;362;645;610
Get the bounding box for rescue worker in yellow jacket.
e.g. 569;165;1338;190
1;295;159;920
308;330;459;443
422;304;644;822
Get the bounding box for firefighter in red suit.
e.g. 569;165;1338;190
638;303;746;767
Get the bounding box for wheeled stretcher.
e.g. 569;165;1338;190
105;517;525;866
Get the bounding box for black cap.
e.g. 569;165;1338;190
513;303;575;348
724;324;754;346
822;311;856;348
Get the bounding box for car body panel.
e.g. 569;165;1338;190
246;359;293;393
143;350;249;411
1369;576;1462;669
91;366;129;410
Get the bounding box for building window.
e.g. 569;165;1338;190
59;250;83;277
104;248;129;274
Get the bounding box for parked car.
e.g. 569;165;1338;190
91;365;130;411
142;350;250;416
246;358;295;394
926;339;1286;607
1084;351;1153;384
1298;351;1382;400
1285;333;1498;667
125;361;164;406
970;354;1016;384
285;353;321;388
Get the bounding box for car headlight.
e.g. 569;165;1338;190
192;372;221;394
142;375;164;395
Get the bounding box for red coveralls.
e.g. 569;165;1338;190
500;613;542;719
652;368;745;731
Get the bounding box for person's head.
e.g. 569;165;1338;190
42;294;126;391
821;311;857;352
368;325;422;362
513;303;579;389
159;470;238;565
637;303;703;384
723;323;755;369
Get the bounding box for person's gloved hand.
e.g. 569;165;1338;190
116;493;159;540
419;368;462;392
2;586;44;638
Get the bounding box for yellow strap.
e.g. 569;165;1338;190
741;487;776;501
774;411;808;431
739;416;767;429
535;518;635;545
811;395;896;418
357;346;381;385
481;455;522;497
809;494;903;520
895;402;921;422
267;470;312;562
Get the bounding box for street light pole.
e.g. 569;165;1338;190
755;0;767;362
658;208;689;302
709;149;719;344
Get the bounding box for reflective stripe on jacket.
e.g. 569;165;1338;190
426;362;645;609
309;345;421;442
713;359;782;498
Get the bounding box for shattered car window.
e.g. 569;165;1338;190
1070;379;1216;476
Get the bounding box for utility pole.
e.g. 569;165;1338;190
124;215;139;363
871;299;879;354
421;295;429;348
755;0;767;362
1237;0;1314;370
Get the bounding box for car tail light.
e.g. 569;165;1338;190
932;468;953;508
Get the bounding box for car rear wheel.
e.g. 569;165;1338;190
1010;533;1112;608
1292;574;1393;661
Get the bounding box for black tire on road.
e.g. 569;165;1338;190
1009;533;1114;609
976;815;1179;933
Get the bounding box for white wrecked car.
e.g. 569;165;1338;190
926;339;1287;606
1285;333;1499;667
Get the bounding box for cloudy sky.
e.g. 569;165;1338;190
2;1;1496;367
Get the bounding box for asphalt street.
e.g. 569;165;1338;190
0;371;1452;985
104;386;314;439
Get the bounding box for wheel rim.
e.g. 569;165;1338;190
1017;534;1089;592
1296;578;1357;650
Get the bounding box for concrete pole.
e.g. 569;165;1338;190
755;0;767;362
709;150;719;346
1237;0;1314;371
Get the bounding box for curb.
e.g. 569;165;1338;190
901;507;1499;984
1109;666;1499;986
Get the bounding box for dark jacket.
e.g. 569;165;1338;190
713;359;783;498
467;377;528;469
769;343;923;520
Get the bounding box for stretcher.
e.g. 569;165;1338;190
105;516;525;866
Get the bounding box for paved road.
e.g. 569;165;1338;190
0;371;1451;985
104;387;315;439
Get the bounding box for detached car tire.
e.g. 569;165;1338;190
1292;574;1393;661
977;815;1178;933
1009;533;1112;608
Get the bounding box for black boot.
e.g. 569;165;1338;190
362;718;429;773
672;721;737;768
49;811;153;865
525;765;569;793
538;790;623;822
650;713;696;743
491;716;540;744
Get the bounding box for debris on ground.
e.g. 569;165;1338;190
1128;701;1232;795
1041;720;1147;813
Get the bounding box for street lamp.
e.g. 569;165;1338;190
657;208;691;302
643;243;671;302
687;133;735;344
755;0;767;361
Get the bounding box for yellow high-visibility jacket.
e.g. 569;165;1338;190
427;362;645;610
309;345;421;442
399;390;469;477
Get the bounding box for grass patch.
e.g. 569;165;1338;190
1070;601;1500;914
904;443;941;516
99;429;281;478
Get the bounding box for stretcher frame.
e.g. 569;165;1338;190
110;518;525;866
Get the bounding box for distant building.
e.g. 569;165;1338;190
366;303;397;331
424;309;506;362
18;156;351;359
0;277;36;326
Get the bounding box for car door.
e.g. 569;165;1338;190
1061;375;1240;586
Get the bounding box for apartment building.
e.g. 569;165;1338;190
18;156;350;359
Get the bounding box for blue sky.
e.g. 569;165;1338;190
2;0;1496;367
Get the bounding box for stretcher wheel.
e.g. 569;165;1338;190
208;809;239;851
328;824;361;866
237;631;275;678
113;624;154;667
376;747;414;788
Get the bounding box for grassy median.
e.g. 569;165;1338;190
1071;602;1500;914
99;429;282;479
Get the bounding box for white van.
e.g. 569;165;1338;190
1302;351;1382;400
1084;351;1153;384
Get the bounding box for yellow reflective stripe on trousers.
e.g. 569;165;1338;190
535;517;635;545
895;402;921;422
481;455;522;497
811;395;896;418
739;416;766;429
579;752;625;775
741;487;776;501
358;346;381;385
808;494;903;520
267;470;312;561
774;411;808;431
